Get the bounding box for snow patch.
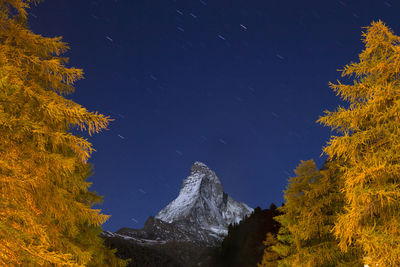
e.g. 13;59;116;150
154;161;253;242
156;173;204;222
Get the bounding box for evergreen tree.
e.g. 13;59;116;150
0;1;127;265
273;160;360;266
204;205;280;267
318;21;400;266
258;203;281;267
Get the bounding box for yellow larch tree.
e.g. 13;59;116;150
0;0;127;265
271;160;360;267
318;21;400;266
258;232;279;267
273;160;323;267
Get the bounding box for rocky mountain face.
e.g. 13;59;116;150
102;162;253;266
155;161;253;243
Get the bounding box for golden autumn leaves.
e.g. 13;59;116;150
0;0;126;266
259;21;400;267
321;21;400;266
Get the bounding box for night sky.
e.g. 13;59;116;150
29;0;398;231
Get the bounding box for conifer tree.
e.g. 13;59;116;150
272;160;360;266
318;21;400;266
273;160;319;266
0;1;127;265
258;233;279;267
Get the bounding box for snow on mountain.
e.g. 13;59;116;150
107;162;253;247
155;171;205;222
155;161;253;238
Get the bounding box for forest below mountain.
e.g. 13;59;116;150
202;204;281;267
102;204;281;267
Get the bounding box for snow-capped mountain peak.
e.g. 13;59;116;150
155;161;252;241
109;162;253;247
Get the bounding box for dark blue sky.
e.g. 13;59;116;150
30;0;398;231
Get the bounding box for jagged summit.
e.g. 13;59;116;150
189;161;221;186
109;162;253;247
190;161;215;174
155;161;252;239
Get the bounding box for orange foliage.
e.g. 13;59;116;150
0;1;126;265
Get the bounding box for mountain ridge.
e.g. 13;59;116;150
155;161;253;240
102;161;254;266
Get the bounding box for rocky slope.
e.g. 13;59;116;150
102;162;253;266
155;161;253;240
118;161;253;245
